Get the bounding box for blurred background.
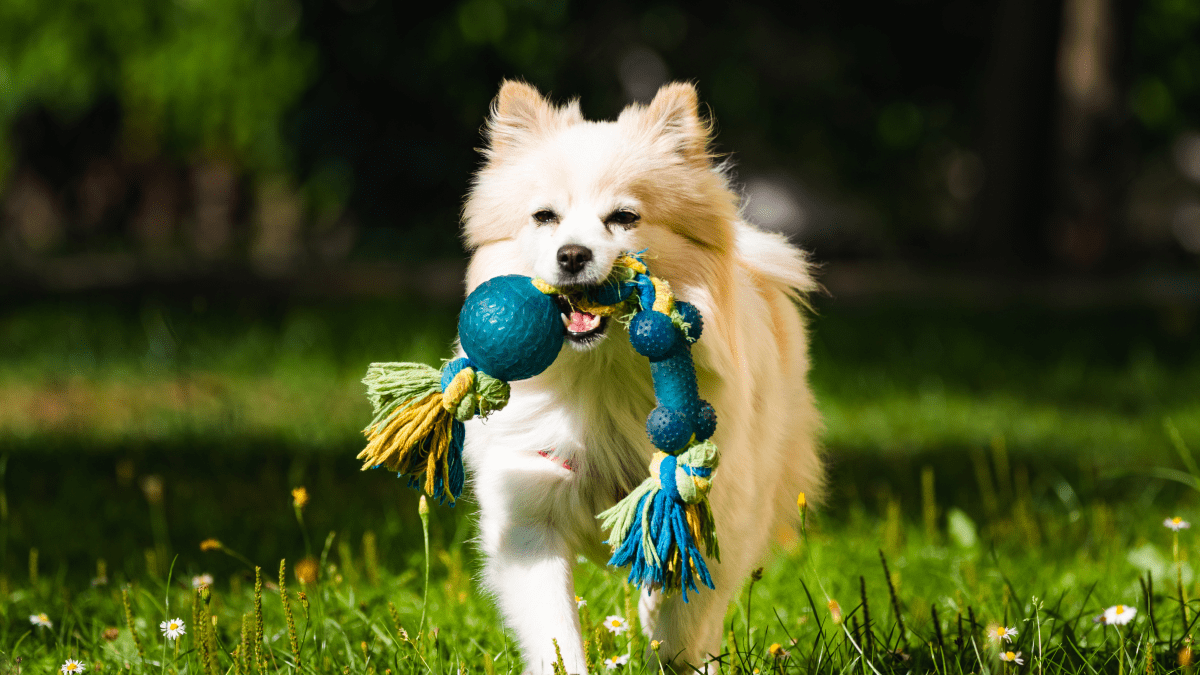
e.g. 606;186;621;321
1;0;1199;582
5;0;1200;290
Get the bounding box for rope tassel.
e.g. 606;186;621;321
599;443;720;601
359;358;508;504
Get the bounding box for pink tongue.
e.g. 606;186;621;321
568;311;598;333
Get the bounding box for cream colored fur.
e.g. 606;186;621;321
460;80;823;674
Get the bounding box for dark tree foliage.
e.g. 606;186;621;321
1;0;1198;270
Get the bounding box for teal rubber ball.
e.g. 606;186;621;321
458;275;565;382
646;405;693;452
675;301;703;343
694;400;717;441
629;310;679;361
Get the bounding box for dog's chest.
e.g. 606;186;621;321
468;341;657;504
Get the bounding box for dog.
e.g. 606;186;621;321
459;80;823;674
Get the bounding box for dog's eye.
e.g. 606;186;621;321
533;209;559;225
605;209;640;229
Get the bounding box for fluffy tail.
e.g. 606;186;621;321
734;223;819;301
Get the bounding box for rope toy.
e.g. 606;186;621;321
358;253;720;599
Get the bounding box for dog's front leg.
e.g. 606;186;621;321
481;517;586;675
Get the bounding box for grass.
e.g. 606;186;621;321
2;295;1198;460
5;468;1200;674
1;291;1200;673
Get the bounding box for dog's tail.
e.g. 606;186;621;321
734;224;820;302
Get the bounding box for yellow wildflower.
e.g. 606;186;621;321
828;599;843;624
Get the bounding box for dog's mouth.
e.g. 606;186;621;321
552;294;609;345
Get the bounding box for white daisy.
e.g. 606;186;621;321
999;651;1024;665
575;595;587;608
160;617;186;640
1102;604;1137;626
987;625;1018;643
30;613;52;628
604;615;628;635
1165;517;1191;532
603;654;629;669
192;574;214;589
61;659;86;674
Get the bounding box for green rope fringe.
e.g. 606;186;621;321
363;362;442;429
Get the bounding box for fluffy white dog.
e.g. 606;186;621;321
459;80;823;674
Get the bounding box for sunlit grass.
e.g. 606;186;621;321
2;296;1200;672
2;298;1198;462
4;476;1200;674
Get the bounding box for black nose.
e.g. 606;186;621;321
557;244;593;275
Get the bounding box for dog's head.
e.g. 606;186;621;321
463;80;739;348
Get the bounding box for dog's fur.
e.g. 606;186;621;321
460;80;823;674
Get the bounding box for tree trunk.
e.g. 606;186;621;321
973;0;1065;269
1046;0;1138;271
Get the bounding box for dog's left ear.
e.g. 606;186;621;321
639;82;710;163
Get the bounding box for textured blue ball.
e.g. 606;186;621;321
629;310;679;361
458;275;565;382
675;301;704;343
646;405;693;452
694;399;717;441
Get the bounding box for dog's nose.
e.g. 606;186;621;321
557;245;593;275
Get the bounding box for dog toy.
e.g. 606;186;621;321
358;253;720;599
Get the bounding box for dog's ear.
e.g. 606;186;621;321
486;81;580;158
640;82;710;163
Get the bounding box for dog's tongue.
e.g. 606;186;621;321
567;310;600;333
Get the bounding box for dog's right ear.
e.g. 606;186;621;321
485;80;580;158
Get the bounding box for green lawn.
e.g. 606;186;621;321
1;293;1199;673
2;297;1197;459
5;481;1200;674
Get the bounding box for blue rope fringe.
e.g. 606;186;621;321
606;454;714;602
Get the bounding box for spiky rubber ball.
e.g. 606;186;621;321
629;310;680;361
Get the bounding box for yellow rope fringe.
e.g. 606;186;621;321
684;503;704;544
662;549;702;585
423;409;451;495
357;393;448;472
382;396;444;465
